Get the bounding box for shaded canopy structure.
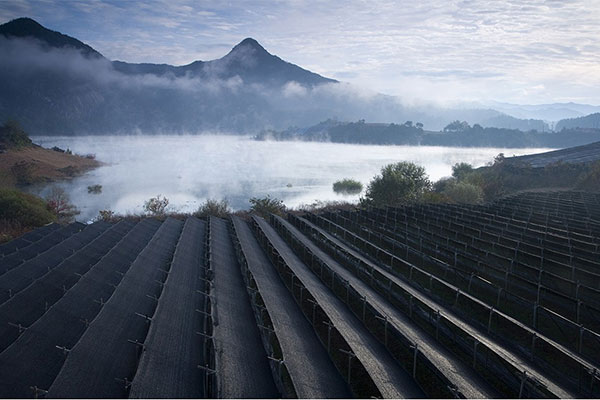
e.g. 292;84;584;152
0;190;599;398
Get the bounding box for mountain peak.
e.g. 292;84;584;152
227;37;270;58
236;38;265;50
0;17;102;58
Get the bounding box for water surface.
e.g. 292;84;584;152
31;135;552;221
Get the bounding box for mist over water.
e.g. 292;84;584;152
31;135;552;221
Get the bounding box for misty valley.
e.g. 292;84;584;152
29;134;550;221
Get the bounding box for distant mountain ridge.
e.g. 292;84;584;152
0;17;101;58
112;37;336;87
485;101;600;122
0;17;597;141
0;18;335;88
556;113;600;131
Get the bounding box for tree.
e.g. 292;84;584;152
361;162;431;207
415;122;424;130
443;120;471;132
451;162;474;181
143;194;169;216
0;119;32;148
46;186;80;223
493;153;505;165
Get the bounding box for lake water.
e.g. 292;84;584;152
30;135;552;222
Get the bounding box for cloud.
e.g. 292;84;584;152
1;0;599;104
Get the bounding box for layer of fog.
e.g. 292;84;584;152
0;36;549;135
30;135;552;222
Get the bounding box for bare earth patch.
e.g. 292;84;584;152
0;145;101;187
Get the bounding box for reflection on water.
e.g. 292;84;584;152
30;135;552;222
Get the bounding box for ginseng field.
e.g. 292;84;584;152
0;190;599;398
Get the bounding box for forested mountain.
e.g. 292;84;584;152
556;113;600;131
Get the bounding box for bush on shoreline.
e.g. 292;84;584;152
195;199;232;218
333;178;363;194
0;188;56;243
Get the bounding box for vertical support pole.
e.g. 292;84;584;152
307;299;318;324
578;325;584;354
468;273;475;292
518;371;527;399
435;310;441;340
412;343;419;378
323;321;333;352
339;349;356;384
361;296;367;322
375;315;389;346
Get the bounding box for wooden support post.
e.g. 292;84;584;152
8;322;27;334
361;295;367;321
55;345;71;356
454;289;461;307
339;349;356;383
468;273;475;292
307;299;318;324
323;321;334;352
435;310;441;340
411;343;419;378
30;386;48;399
267;356;284;378
518;371;527;398
375;315;389;346
579;325;584;354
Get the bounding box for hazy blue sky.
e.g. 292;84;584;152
1;0;599;105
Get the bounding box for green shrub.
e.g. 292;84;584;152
87;184;102;194
361;161;431;207
249;195;286;217
333;178;363;194
576;160;600;190
195;199;232;218
422;191;451;203
0;188;55;227
443;181;484;204
432;176;456;193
